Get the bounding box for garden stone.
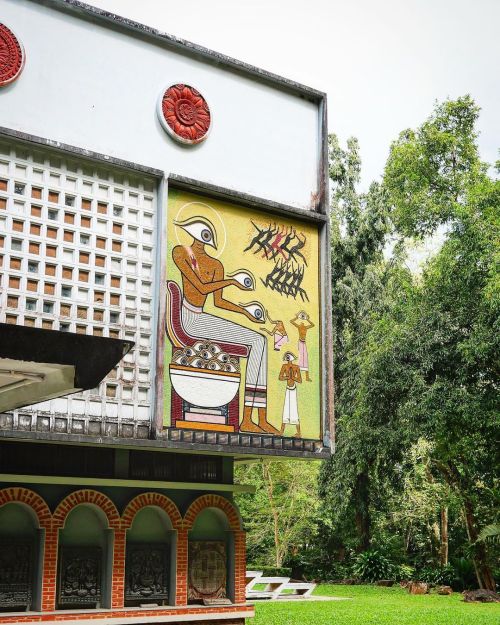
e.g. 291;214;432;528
408;582;429;594
463;589;500;603
436;586;453;595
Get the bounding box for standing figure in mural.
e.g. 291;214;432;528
279;351;302;437
171;216;280;435
290;311;315;381
260;310;288;351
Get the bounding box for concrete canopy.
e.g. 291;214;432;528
0;323;133;413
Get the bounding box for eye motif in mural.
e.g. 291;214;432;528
165;193;321;441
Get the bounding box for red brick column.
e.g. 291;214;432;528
111;528;126;608
233;530;247;604
41;526;58;611
176;527;189;605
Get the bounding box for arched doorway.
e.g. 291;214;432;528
125;506;173;606
0;503;43;612
57;504;112;609
188;507;233;603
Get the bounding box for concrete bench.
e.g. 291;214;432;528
246;571;317;601
246;576;290;600
278;581;316;598
245;570;264;590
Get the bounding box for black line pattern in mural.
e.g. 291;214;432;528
245;222;309;301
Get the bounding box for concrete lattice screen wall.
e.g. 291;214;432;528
0;488;249;622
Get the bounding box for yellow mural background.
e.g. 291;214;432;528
164;189;322;441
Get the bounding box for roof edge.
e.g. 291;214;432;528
31;0;326;101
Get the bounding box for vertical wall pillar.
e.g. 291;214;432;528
41;526;58;611
233;530;247;604
111;528;126;608
176;527;188;605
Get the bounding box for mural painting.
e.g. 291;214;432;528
164;190;321;440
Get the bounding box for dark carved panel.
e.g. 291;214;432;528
0;542;32;610
57;547;101;607
188;541;226;601
125;544;169;604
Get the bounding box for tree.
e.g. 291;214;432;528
377;96;500;589
319;135;403;554
235;460;320;568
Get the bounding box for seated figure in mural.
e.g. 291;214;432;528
172;216;280;435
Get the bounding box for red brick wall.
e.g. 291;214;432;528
0;487;248;618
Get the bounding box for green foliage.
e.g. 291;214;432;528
352;550;394;582
394;564;415;582
384;95;484;237
235;460;320;567
417;564;455;586
477;524;500;544
450;557;477;591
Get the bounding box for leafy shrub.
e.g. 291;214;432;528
417;564;455;586
394;564;415;581
298;560;352;582
352;550;394;582
450;557;477;591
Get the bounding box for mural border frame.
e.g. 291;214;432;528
154;174;334;458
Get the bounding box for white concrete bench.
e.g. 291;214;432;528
246;571;317;601
246;575;290;600
245;570;264;590
278;581;316;598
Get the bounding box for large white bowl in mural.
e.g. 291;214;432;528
169;365;240;408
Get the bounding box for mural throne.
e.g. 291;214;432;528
166;281;249;432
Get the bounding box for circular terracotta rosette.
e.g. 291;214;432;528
0;23;25;87
157;84;211;145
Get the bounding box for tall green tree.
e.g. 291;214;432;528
319;135;401;553
236;460;320;568
374;95;500;589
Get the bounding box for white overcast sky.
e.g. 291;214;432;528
90;0;499;190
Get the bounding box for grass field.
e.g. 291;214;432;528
248;584;500;625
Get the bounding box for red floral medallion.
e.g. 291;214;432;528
0;23;25;87
159;84;211;144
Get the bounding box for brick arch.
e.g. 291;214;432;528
0;487;51;529
183;494;242;531
52;489;120;529
121;492;183;530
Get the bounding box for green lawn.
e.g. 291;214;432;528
248;584;500;625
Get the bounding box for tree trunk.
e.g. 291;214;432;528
431;521;441;560
463;498;496;591
434;460;496;591
440;507;448;566
262;463;282;568
354;471;371;551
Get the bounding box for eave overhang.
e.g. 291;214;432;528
0;323;133;413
